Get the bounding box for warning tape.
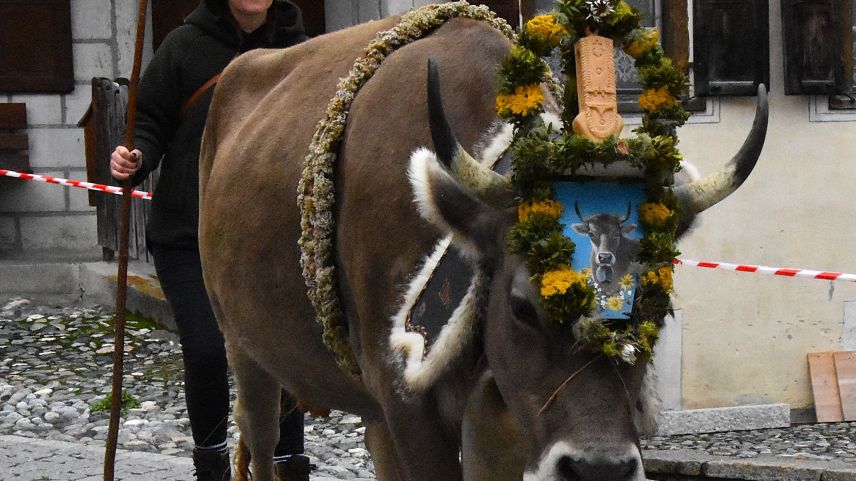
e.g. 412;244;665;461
0;168;152;200
5;167;856;284
675;258;856;283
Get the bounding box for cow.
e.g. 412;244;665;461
198;13;768;481
572;202;640;296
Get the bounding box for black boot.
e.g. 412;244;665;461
274;454;314;481
192;448;231;481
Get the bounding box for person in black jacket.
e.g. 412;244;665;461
110;1;310;480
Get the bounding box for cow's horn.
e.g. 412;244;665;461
674;84;768;215
427;58;511;204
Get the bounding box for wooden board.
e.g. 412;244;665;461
0;104;26;129
808;352;844;422
834;351;856;421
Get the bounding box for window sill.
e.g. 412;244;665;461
810;95;856;122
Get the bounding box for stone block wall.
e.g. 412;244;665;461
0;0;152;260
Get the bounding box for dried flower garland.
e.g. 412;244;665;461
499;0;690;364
297;2;514;376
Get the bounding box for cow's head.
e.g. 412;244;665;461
407;60;768;481
572;202;637;285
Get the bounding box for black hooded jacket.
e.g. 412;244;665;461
130;0;307;248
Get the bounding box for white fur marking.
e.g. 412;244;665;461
407;147;482;261
388;236;483;392
522;441;645;481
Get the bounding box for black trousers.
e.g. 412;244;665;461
150;242;304;454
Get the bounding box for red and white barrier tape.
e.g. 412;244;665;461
0;168;152;200
675;258;856;283
5;167;856;284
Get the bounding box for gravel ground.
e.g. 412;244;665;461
0;297;375;480
2;295;856;480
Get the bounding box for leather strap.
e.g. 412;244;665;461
180;72;222;116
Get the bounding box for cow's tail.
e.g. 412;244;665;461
233;437;251;481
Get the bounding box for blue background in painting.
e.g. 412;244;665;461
554;181;646;319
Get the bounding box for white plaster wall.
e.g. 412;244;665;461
672;0;856;409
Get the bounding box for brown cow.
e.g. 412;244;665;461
198;15;767;481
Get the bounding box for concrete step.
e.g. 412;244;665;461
0;259;174;330
645;448;856;481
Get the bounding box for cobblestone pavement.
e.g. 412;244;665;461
2;296;855;481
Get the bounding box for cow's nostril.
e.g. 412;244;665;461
557;456;583;481
556;455;639;481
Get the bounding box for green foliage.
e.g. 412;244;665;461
495;0;693;363
539;281;596;323
498;46;548;93
528;231;575;273
91;390;141;415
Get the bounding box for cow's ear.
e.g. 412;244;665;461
408;147;497;261
571;223;588;235
621;223;636;236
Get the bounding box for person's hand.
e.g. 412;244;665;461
111;146;142;181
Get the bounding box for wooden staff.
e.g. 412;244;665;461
104;0;148;479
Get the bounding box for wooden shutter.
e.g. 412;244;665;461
693;0;769;96
291;0;325;36
152;0;197;51
662;0;689;75
0;0;73;92
471;0;533;29
782;0;853;95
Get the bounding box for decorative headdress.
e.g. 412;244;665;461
498;0;690;364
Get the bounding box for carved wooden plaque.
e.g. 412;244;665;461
572;35;623;143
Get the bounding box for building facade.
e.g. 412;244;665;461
1;0;855;416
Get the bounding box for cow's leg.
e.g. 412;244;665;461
461;371;526;481
364;422;402;481
229;349;280;481
380;398;463;481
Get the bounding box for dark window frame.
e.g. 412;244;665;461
0;0;74;93
782;0;853;97
692;0;770;97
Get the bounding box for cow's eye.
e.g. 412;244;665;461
510;294;539;325
589;232;598;240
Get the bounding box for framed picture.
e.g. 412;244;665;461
555;181;646;320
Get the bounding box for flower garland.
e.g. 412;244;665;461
499;0;690;364
297;2;514;376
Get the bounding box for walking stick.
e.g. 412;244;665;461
104;0;148;479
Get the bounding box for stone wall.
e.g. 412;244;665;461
0;0;152;260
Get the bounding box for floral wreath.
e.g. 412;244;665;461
298;2;514;376
498;0;690;364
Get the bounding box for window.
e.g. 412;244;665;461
693;0;770;96
827;3;856;109
782;0;853;96
0;0;73;93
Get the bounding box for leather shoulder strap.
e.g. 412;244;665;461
180;72;222;116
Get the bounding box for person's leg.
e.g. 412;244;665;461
274;392;311;481
150;243;231;480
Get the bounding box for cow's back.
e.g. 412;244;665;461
198;18;400;414
198;16;511;413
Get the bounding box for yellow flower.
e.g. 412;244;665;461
540;266;589;298
638;202;672;227
497;84;544;117
614;139;631;156
620;273;634;288
639;87;676;111
518;199;563;222
641;270;659;287
623;27;659;59
658;265;674;292
641;266;674;293
525;14;569;47
606;295;624;311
